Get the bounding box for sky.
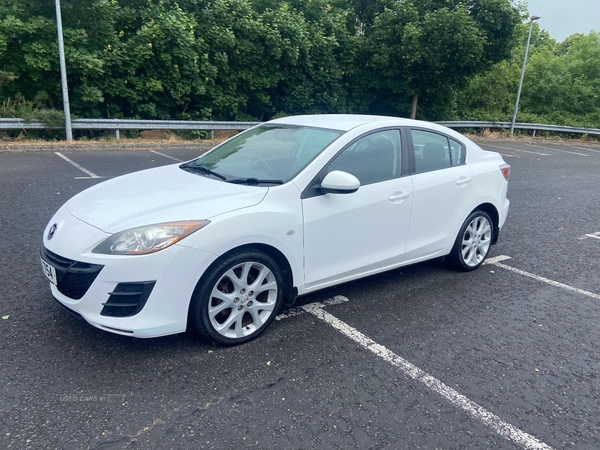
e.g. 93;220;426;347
524;0;600;42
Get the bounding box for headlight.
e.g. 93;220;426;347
92;221;210;255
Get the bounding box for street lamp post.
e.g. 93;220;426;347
510;15;541;136
55;0;73;142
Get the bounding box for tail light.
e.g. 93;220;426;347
500;164;511;181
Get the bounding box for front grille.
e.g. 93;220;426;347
41;246;104;300
101;281;156;317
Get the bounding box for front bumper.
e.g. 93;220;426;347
42;207;218;338
44;244;217;338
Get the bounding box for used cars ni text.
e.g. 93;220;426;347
41;115;510;345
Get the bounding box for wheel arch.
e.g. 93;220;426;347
471;202;500;245
190;243;298;315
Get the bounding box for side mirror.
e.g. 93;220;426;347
319;170;360;194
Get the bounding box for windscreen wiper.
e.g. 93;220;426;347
179;163;227;180
227;178;284;185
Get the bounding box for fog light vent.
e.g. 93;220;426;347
101;281;156;317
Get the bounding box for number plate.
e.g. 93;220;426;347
41;258;58;285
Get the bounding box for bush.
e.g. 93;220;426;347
0;95;69;140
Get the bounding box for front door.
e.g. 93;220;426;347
302;129;413;289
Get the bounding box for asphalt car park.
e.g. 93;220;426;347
1;137;599;449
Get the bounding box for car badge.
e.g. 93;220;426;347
47;223;58;240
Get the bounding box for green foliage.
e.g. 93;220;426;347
455;27;600;128
0;71;17;86
193;0;355;120
522;32;600;119
98;0;214;119
0;94;64;124
0;95;67;140
1;0;597;133
175;129;212;140
361;0;521;118
33;107;66;127
0;96;38;120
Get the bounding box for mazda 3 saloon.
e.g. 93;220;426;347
41;115;510;345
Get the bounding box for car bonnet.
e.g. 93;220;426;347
66;164;268;233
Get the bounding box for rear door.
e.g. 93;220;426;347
403;128;476;263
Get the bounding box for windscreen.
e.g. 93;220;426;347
187;125;343;183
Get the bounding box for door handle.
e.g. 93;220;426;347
389;192;410;202
456;176;472;186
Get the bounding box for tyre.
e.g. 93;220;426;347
189;249;284;345
448;210;493;271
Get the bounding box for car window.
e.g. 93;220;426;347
189;125;343;182
327;130;402;186
449;138;463;166
410;129;454;174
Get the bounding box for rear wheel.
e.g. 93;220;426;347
448;210;493;271
190;249;283;345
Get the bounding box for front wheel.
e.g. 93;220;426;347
448;211;493;271
189;249;284;345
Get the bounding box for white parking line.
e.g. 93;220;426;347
520;143;589;157
481;144;550;156
275;295;348;320
55;152;102;179
302;302;553;450
571;146;600;154
484;255;513;264
276;254;599;448
578;233;600;240
487;255;600;300
149;150;183;162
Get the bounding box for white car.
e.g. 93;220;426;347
41;115;510;345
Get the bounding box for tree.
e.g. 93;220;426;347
0;0;117;114
0;0;358;121
522;31;600;125
95;0;216;119
455;27;600;128
0;0;530;125
199;0;356;120
361;0;521;119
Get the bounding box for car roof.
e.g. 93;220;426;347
268;114;420;132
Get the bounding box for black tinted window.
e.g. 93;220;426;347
410;130;465;174
328;130;402;185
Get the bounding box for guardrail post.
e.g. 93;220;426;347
115;129;120;140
